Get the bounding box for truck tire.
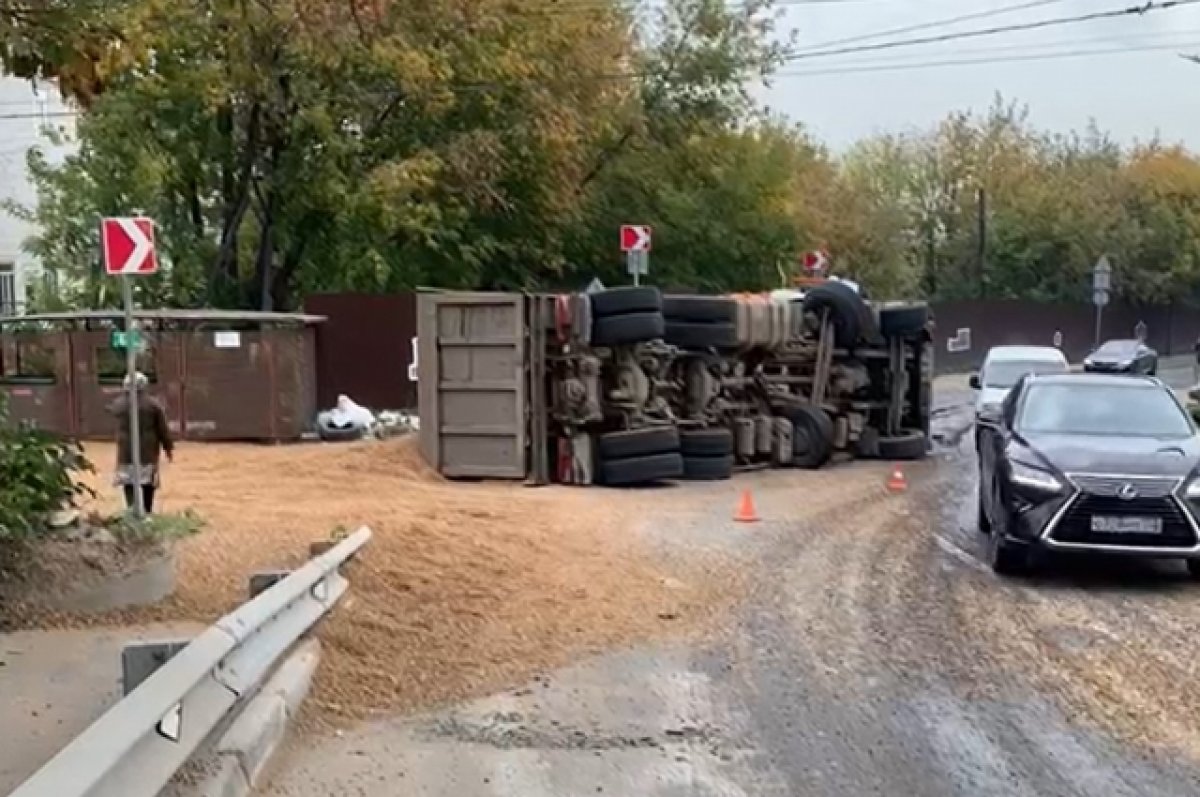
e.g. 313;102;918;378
802;283;865;348
592;312;665;346
680;427;734;457
682;454;734;481
786;406;835;469
597;427;679;460
600;452;684;486
878;429;927;461
879;303;930;338
590;287;662;317
665;321;738;350
663;296;737;323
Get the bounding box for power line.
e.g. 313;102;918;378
791;0;1074;52
785;0;1200;61
775;37;1200;76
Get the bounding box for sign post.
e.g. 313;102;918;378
620;225;652;286
1092;255;1112;349
101;217;159;519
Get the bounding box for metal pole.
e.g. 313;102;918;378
1094;303;1104;350
122;276;145;518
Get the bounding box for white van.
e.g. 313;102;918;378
971;345;1069;420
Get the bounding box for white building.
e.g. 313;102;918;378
0;77;76;315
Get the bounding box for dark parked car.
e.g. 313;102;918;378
977;372;1200;575
1083;339;1157;375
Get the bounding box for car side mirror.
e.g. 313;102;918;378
969;373;981;390
978;404;1002;425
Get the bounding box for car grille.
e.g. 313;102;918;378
1050;494;1197;548
1068;474;1179;499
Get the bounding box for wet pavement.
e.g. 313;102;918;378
262;376;1200;796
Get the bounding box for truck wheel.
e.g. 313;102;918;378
879;303;930;338
664;321;738;350
878;429;927;461
663;296;737;324
592;312;665;346
590;286;662;317
786;406;835;469
682;454;734;481
597;427;679;460
600;452;684;486
802;283;865;348
680;427;734;457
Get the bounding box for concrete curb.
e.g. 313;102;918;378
192;638;320;797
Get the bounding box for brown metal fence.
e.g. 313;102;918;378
304;293;418;411
930;299;1200;374
0;311;321;441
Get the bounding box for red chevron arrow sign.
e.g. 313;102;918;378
102;217;159;276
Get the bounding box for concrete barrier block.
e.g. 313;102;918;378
218;695;287;787
191;756;249;797
213;640;322;790
269;638;320;717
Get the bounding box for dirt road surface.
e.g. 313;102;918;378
260;389;1200;796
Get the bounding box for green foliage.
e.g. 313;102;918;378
108;508;206;543
11;6;1200;304
0;397;94;539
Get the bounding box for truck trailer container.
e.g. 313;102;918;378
417;284;932;485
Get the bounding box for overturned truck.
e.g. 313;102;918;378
416;284;932;485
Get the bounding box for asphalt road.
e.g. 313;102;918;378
262;371;1200;796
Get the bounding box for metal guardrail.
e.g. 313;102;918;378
10;526;372;797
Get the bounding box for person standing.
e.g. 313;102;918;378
109;372;174;513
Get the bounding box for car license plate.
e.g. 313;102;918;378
1090;515;1162;535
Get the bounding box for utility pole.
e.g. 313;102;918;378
976;187;987;298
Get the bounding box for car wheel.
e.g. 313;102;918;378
681;454;734;481
1186;559;1200;580
988;528;1027;576
664;321;738;350
663;296;737;324
597;427;680;460
787;406;835;469
878;303;930;338
977;482;991;533
878;429;927;461
599;452;684;486
802;282;867;349
592;312;666;346
680;427;735;457
589;286;662;317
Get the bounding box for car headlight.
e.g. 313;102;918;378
1185;479;1200;500
1010;460;1062;493
1084;358;1094;367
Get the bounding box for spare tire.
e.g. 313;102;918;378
597;427;679;460
592;312;665;346
878;429;927;461
680;427;734;457
787;406;835;469
600;452;684;486
879;303;930;338
802;282;867;348
665;321;738;350
663;296;737;324
590;287;662;317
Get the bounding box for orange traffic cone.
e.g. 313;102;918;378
886;467;908;494
734;489;761;523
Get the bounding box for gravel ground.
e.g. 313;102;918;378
261;401;1200;796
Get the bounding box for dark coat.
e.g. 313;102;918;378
108;393;174;468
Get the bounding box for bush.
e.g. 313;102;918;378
0;397;94;539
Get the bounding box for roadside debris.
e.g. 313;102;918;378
315;395;418;442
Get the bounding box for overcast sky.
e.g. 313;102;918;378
757;0;1200;151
